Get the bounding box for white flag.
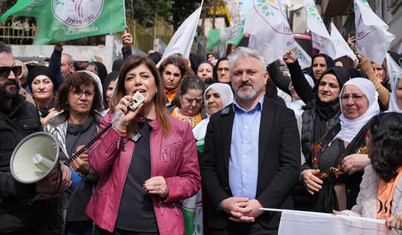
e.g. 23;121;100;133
330;23;357;61
304;0;336;57
157;5;202;67
354;0;395;64
290;42;312;69
244;0;294;65
386;53;402;89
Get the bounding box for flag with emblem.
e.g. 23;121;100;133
1;0;126;45
291;42;312;69
244;0;295;65
304;0;336;57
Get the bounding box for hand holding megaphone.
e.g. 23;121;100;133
35;165;72;200
69;145;90;176
10;132;84;198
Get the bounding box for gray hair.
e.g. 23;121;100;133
0;41;12;54
62;53;74;65
228;47;266;73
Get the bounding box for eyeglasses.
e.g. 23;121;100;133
70;89;94;98
217;68;229;72
340;94;366;102
0;66;22;78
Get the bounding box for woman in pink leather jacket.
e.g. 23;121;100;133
86;55;201;235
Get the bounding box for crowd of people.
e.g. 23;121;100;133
0;25;402;235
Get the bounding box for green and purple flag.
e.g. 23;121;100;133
1;0;126;45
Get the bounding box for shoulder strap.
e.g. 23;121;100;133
0;111;27;137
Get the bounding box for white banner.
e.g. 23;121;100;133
244;0;294;65
354;0;395;64
261;208;391;235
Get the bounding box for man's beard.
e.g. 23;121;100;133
237;89;257;100
0;79;20;99
236;82;258;100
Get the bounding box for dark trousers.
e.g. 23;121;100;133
95;225;158;235
212;221;278;235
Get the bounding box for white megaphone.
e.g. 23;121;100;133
10;132;84;195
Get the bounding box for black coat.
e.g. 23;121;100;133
200;96;300;229
0;95;51;233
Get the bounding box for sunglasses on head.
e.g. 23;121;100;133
0;66;22;78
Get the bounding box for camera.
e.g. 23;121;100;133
128;91;145;110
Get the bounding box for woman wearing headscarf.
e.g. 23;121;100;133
300;78;380;212
388;74;402;113
27;66;58;126
298;66;350;159
193;83;234;151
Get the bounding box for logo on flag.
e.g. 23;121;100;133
306;3;324;25
245;0;295;65
0;0;125;45
52;0;104;28
291;43;312;69
254;0;292;36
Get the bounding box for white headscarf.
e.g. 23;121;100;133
76;70;103;98
76;70;106;114
204;83;234;111
335;78;380;143
388;76;402;113
193;83;234;140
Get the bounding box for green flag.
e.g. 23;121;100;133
206;19;244;51
1;0;126;45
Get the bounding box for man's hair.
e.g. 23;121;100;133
0;41;12;54
62;53;74;65
228;47;266;73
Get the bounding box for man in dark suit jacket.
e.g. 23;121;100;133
200;47;300;235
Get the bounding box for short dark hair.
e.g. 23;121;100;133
0;41;12;54
175;75;204;108
369;112;402;182
55;72;103;116
158;55;194;80
213;57;228;80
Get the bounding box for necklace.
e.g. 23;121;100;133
172;108;200;128
36;103;43;117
